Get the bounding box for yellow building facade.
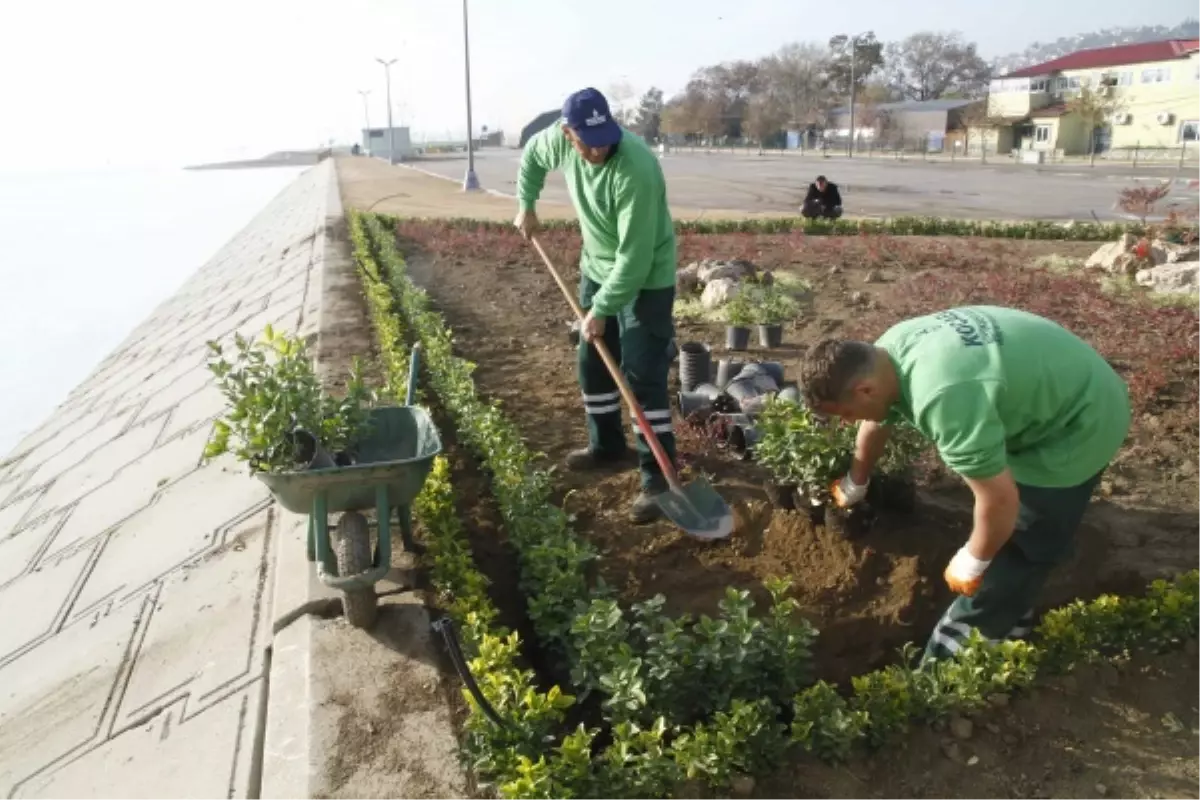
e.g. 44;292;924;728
985;39;1198;158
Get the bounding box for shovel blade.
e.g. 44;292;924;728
656;476;735;540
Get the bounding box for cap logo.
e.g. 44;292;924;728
584;108;607;126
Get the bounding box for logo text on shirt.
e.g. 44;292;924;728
934;309;1004;347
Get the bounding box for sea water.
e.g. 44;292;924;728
0;165;307;455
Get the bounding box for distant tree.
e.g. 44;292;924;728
827;32;885;102
743;93;789;150
1067;84;1125;164
884;32;992;100
960;102;1007;162
859;79;895;105
758;43;834;127
659;98;692;139
631;87;665;140
605;79;637;126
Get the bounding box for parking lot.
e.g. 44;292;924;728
411;148;1198;222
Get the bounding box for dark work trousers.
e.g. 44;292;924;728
577;274;676;492
923;470;1105;662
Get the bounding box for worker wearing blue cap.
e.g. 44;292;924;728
514;87;678;524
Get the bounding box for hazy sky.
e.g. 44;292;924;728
2;0;1193;169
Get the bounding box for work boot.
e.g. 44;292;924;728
630;486;667;525
564;447;634;472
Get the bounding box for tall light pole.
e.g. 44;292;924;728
830;34;861;157
376;57;398;164
358;89;372;156
461;0;481;190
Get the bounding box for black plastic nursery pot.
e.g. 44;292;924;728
793;490;829;525
726;325;751;351
289;429;336;471
715;358;746;389
765;481;798;510
757;324;784;348
678;341;713;392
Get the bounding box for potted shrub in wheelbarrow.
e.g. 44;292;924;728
205;326;442;629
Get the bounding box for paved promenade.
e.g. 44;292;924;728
0;160;461;798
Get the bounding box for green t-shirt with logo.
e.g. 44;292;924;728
875;306;1130;488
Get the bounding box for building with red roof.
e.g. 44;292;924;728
977;39;1199;159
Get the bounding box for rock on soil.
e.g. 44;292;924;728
1085;233;1138;274
950;716;974;740
701;277;740;309
697;258;755;284
1135;262;1200;295
1150;240;1200;265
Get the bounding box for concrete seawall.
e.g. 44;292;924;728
0;160;461;798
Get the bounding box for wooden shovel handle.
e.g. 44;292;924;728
528;235;681;491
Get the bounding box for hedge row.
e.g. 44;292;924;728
349;209;1200;798
395;214;1165;241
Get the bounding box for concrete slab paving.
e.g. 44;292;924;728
0;512;60;588
46;423;210;559
0;159;469;797
0;540;95;661
15;687;256;799
0;597;143;796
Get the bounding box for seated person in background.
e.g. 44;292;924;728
801;175;843;219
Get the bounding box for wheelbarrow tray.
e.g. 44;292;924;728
257;405;442;515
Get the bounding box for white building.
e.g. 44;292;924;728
361;126;413;161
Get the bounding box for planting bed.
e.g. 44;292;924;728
390;220;1199;685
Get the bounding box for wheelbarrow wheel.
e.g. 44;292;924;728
335;512;378;629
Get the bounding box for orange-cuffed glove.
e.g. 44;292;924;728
944;546;991;597
830;473;869;508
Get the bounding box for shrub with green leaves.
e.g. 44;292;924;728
722;289;755;327
791;681;868;763
752;399;856;500
350;208;1200;799
204;326;374;473
671;698;788;787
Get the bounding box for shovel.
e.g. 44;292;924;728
529;235;734;540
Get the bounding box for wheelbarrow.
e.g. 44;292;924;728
257;344;442;628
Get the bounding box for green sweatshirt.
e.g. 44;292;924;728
517;125;676;317
876;306;1130;488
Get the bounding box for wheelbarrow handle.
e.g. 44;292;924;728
406;342;422;406
528;235;682;492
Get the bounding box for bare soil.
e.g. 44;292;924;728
392;222;1199;687
759;649;1200;800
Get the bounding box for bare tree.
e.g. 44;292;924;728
960;102;1007;162
743;93;789;151
659;98;693;139
1067;84;1125;164
759;43;834;128
605;79;638;125
884;31;992;101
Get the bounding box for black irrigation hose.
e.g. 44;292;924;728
432;616;509;730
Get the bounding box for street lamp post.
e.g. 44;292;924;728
358;89;372;156
376;57;398;164
848;38;857;157
830;34;860;157
461;0;481;190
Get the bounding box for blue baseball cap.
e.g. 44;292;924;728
562;87;623;148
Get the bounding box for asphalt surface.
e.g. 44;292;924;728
415;149;1199;222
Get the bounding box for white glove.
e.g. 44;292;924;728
830;473;869;508
944;546;991;596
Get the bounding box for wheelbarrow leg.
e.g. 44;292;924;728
397;505;424;555
312;491;337;576
374;485;394;569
